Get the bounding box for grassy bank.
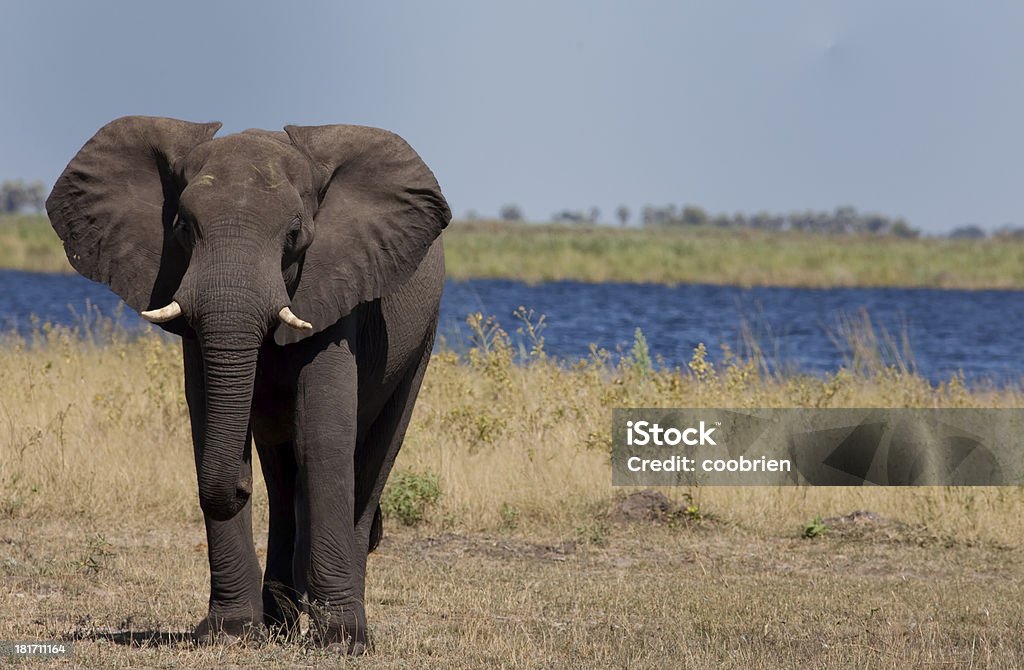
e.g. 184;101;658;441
2;320;1024;667
0;214;72;273
6;214;1024;288
445;221;1024;288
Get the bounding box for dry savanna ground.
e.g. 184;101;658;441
1;317;1024;668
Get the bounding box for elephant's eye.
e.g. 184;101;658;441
173;216;196;246
286;221;301;247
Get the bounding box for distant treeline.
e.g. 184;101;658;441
2;176;1020;239
635;204;919;237
489;203;921;237
945;223;1024;240
486;203;1024;239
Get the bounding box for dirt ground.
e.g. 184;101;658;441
2;509;1022;669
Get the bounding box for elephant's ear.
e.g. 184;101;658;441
276;124;450;345
46;116;221;333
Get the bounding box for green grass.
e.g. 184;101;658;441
7;214;1024;289
444;221;1024;288
0;214;72;273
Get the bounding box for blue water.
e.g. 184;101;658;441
2;270;1021;384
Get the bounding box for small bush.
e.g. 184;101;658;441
630;328;652;377
803;516;829;539
499;502;520;529
381;470;443;526
575;520;609;546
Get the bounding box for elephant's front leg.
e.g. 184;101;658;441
183;340;264;642
293;336;369;654
252;437;301;634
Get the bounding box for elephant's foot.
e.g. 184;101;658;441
320;625;371;656
193;613;265;646
325;637;370;656
262;614;301;641
308;607;372;655
262;585;303;640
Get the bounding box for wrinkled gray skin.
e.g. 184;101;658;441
46;116;450;654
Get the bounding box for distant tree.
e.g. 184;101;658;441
832;206;858;234
25;182;45;212
890;219;920;238
787;210;814;232
616;204;630;227
552;209;587;224
1;181;24;213
464;209;479;221
948;224;987;240
499;204;524;222
641;204;678;226
1;179;47;214
640;206;652;226
638;205;671;227
747;212;769;229
588;206;600;224
860;214;889;234
995;225;1024;240
681;205;708;227
749;211;783;230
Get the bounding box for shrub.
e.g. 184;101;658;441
803;516;829;539
381;469;443;526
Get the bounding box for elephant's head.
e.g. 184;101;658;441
47;116;450;520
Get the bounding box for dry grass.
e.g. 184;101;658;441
4;521;1023;668
2;317;1024;667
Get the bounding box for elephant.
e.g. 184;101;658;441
46;116;450;654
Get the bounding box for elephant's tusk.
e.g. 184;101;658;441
279;306;313;330
141;301;183;323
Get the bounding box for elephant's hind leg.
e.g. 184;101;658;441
354;337;436;559
368;504;383;553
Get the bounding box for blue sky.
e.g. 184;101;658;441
2;1;1022;232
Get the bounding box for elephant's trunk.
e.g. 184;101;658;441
196;336;260;522
187;271;273;522
176;242;291;522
